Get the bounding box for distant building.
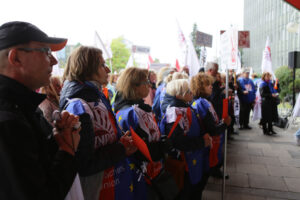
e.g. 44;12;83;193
243;0;300;73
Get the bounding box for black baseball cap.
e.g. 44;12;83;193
0;21;67;51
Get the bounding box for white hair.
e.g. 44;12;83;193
205;62;218;71
166;79;190;97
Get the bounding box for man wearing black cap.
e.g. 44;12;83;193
0;21;81;200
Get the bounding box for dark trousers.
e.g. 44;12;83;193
262;121;273;132
239;102;252;127
176;172;209;200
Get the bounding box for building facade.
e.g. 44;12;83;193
243;0;300;73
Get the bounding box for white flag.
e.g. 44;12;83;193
186;37;201;77
176;20;200;77
125;55;134;68
261;37;276;79
94;31;112;60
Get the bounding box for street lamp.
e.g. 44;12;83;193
286;10;300;107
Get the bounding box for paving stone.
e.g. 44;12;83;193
279;158;300;167
250;156;282;166
233;148;264;156
288;150;300;159
262;148;292;159
226;193;266;200
226;173;249;188
202;190;221;200
267;166;300;178
284;177;300;193
248;143;271;149
236;163;268;176
249;175;288;191
228;155;251;164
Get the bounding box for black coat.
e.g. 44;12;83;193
0;75;76;200
260;82;278;123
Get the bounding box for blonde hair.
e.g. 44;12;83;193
63;46;103;82
172;72;189;80
156;67;175;87
166;79;190;97
190;73;214;98
40;76;62;104
116;67;148;100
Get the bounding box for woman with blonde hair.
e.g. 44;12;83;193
60;46;136;200
259;72;279;135
191;73;231;186
39;76;62;125
114;67;175;199
160;79;211;199
152;67;176;122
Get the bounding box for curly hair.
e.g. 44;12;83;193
190;72;214;98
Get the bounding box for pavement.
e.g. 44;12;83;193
202;121;300;200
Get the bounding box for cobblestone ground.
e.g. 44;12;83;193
202;119;300;200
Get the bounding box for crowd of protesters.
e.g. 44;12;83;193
0;21;281;200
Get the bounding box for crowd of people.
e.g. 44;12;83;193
0;21;281;200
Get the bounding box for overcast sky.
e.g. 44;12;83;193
1;0;244;64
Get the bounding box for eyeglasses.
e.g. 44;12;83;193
140;80;151;85
17;47;52;57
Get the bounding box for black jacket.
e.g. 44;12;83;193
161;94;205;152
0;75;76;200
260;82;278;123
209;80;225;120
60;80;126;176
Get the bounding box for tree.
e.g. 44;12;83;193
190;23;201;59
275;65;300;101
110;36;131;72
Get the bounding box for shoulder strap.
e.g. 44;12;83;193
167;114;182;138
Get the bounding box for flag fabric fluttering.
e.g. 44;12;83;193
261;37;276;79
147;55;154;70
176;20;201;77
175;59;181;71
125;55;134;68
186;37;201;77
130;127;153;162
94;31;113;60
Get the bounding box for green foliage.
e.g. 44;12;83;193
190;23;201;59
275;65;300;100
111;36;131;72
288;79;300;93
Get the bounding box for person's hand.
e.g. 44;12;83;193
223;116;231;126
120;132;137;156
203;133;212;147
243;90;249;95
53;111;81;156
272;93;278;97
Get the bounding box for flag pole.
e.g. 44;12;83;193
109;58;113;73
222;65;229;200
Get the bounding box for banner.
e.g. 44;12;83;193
261;37;276;79
220;27;238;70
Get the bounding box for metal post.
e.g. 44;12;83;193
293;67;296;107
222;67;229;200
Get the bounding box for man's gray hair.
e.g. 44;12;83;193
205;62;218;71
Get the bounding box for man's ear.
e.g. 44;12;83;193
7;49;22;67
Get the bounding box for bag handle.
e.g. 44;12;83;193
167;114;182;138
